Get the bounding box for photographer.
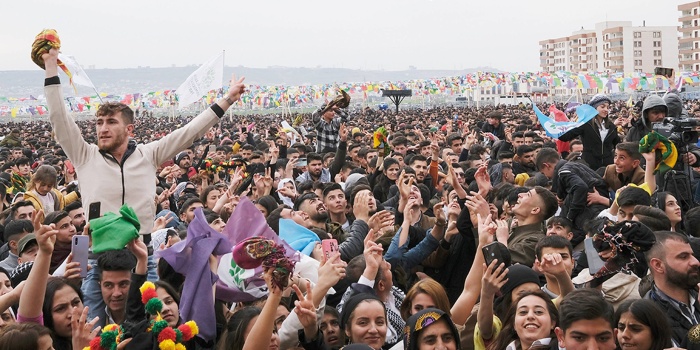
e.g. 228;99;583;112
646;91;700;212
625;94;667;143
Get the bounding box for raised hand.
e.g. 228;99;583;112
481;260;508;296
71;306;101;350
317;253;347;291
292;280;318;339
339;123;348;142
477;213;497;239
367;210;394;233
474;165;492;194
63;253;86;281
352;191;371;222
227;74;246;103
363;229;384;268
277;185;297;200
397;171;413;200
434;201;447;225
495;219;509;244
152;214;173;232
466;192;490;227
534;252;567;277
33;211;56;255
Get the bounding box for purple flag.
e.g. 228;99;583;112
156;208;233;342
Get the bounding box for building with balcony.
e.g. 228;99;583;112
539;21;678;74
679;2;700;72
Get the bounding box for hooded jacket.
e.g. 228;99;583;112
665;92;688;119
625;95;667;142
662;93;700;168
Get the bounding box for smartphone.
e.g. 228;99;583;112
72;235;89;278
64;159;75;174
322;239;339;261
297;157;308;167
88;202;101;221
654;67;674;78
585;237;606;275
482;241;511;267
209;144;216;153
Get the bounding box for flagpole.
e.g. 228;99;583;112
93;87;104;104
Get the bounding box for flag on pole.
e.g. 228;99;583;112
548;104;569;122
56;53;97;91
176;52;224;107
533;102;599;139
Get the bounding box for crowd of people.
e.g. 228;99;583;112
1;48;700;350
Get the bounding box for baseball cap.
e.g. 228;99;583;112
17;233;37;255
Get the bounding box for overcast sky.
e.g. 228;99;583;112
0;0;688;72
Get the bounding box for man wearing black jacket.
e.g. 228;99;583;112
537;148;607;244
481;111;506;140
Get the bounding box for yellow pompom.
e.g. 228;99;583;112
140;281;156;294
103;324;119;332
185;321;199;335
159;339;175;350
175;344;186;350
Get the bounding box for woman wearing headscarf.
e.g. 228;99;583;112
277;178;298;207
558;94;620;171
403;308;461;350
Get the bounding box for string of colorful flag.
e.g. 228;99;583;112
1;69;698;117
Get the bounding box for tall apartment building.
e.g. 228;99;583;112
679;2;700;72
539;21;678;74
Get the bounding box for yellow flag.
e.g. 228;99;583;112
626;94;633;108
10;107;18;118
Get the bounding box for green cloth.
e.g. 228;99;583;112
90;204;140;253
638;131;678;176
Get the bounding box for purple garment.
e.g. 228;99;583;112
215;197;300;302
156;208;232;342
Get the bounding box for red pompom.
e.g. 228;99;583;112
178;324;193;340
158;327;177;343
90;336;104;350
141;289;158;304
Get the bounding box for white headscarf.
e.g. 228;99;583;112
277;178;296;207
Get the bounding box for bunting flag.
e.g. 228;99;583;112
175;52;224;107
57;53;97;91
3;68;700;117
533;102;599;139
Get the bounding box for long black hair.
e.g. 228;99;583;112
42;277;83;350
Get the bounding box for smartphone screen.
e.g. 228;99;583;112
72;236;89;278
322;239;338;261
209;145;216;153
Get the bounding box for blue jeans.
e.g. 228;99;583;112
147;254;158;282
81;259;105;323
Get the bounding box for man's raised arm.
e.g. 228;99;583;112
42;48;91;166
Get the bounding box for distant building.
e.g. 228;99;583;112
539;21;678;75
679;1;700;72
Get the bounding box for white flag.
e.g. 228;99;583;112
56;53;96;90
176;52;224;107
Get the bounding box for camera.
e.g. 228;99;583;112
652;117;700;147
